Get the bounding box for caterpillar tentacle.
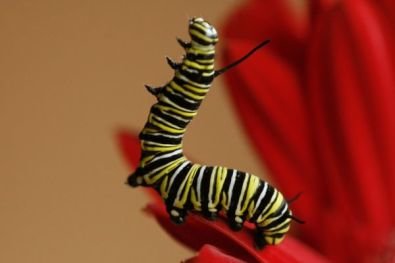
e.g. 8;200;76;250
144;84;162;97
128;17;296;248
176;37;191;49
166;56;181;70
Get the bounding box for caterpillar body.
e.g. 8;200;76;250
128;17;296;247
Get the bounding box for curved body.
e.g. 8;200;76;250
128;17;292;247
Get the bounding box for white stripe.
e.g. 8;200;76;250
143;141;181;147
148;132;183;139
196;165;206;203
236;173;249;214
174;168;192;205
152;115;182;129
266;203;288;225
176;72;211;88
257;192;278;222
161;96;196;112
161;110;190;123
202;71;215;77
226;170;237;208
253;182;268;214
208;167;216;208
168;161;190;190
144;158;182;180
149;149;183;163
167;88;198;104
183;67;199;74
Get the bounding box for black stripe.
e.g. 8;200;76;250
140;132;182;145
190;23;210;36
247;181;265;218
191;34;216;45
261;215;290;232
154;101;195;122
162;87;201;111
166;162;192;207
141;151;183;173
151;106;189;129
173;78;209;94
250;184;275;222
226;171;245;218
186;52;214;61
237;174;251;216
221;169;233;205
199;166;214;214
179;68;214;85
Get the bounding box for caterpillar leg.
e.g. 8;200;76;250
254;231;266;249
227;215;245;231
202;210;218;221
127;168;145;187
166;206;188;224
166;56;181;70
176;37;191;49
144;84;163;97
254;229;286;248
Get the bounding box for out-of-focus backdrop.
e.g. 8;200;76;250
0;1;267;262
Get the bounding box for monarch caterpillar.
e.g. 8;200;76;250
127;17;302;247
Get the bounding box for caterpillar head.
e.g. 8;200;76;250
255;218;292;248
255;200;294;248
263;229;288;246
188;17;218;46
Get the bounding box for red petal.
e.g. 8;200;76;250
374;0;395;20
116;129;160;202
260;237;330;263
307;0;395;260
184;245;245;263
222;0;309;66
222;39;320;231
116;129;141;170
145;202;329;263
343;0;395;215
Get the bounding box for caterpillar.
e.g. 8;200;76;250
127;17;301;248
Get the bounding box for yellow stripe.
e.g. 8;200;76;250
221;192;227;209
147;157;187;185
191;23;210;34
150;113;181;130
211;166;227;209
182;83;208;94
188;46;215;55
150;119;186;134
175;164;200;208
190;28;218;43
190;188;201;211
159;176;169;198
161;96;197;113
262;220;290;233
175;72;210;88
140;154;153;168
241;175;260;212
169;82;205;100
257;192;283;224
156;104;197;118
184;59;214;71
196;59;215;64
235;174;249;216
202;72;214;77
142;144;182;152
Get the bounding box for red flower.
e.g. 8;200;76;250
117;131;329;263
117;1;395;261
221;0;395;262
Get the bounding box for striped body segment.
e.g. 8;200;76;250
128;17;293;247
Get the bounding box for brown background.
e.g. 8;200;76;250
0;1;268;262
